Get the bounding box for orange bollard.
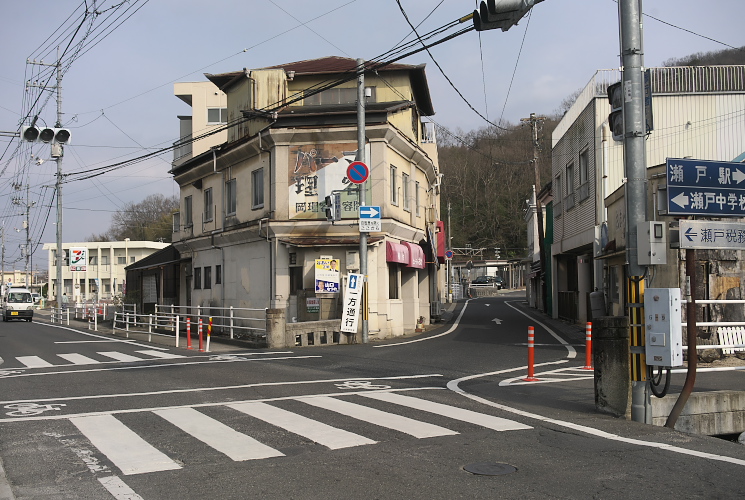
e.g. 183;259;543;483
581;322;593;370
198;317;204;352
523;326;540;382
186;317;192;349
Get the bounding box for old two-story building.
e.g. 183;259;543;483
542;65;745;324
169;56;445;339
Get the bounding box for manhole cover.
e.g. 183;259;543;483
463;462;517;476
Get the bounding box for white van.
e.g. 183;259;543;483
2;287;34;322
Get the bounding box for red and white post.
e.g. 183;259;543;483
523;326;539;382
186;317;192;350
206;316;212;353
198;317;204;352
581;322;593;370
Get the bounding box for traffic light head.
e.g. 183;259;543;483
324;195;335;222
607;82;624;141
473;0;542;32
21;125;71;144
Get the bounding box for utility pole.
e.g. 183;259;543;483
356;58;369;343
521;113;547;313
1;223;5;293
27;47;65;303
618;0;650;423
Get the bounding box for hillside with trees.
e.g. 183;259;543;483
87;193;178;243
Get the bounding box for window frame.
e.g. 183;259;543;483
203;266;211;289
226;178;237;216
388;264;400;299
184;195;193;226
402;172;411;212
390;165;398;206
252;168;264;209
204;187;213;222
415;181;420;217
215;265;222;285
207;107;227;124
194;267;202;289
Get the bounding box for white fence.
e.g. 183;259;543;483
155;304;266;342
683;299;745;354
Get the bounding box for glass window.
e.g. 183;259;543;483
101;255;109;265
204;188;213;221
252;168;264;208
388;264;399;299
89;255;98;265
207;108;227;124
304;87;376;106
215;265;222;285
566;163;575;196
185;195;193;226
403;173;410;211
390;165;398;205
204;266;211;289
117;257;126;265
226;178;237;215
579;149;589;185
194;267;201;289
130;256;135;263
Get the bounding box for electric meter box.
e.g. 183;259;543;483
644;288;683;367
638;221;667;265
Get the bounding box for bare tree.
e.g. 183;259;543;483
86;194;178;242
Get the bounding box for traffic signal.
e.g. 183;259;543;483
21;126;72;145
324;193;340;222
473;0;543;32
607;81;624;141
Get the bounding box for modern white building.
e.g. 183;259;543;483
43;240;169;301
549;65;745;322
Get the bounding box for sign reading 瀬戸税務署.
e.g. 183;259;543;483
679;220;745;250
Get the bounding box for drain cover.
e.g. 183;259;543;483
463;462;517;476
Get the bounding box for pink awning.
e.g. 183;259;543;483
386;241;410;265
402;242;426;269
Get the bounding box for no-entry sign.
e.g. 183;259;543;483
346;161;369;184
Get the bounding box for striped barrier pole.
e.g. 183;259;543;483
581;322;593;370
186;317;192;350
206;317;212;353
198;317;204;352
523;326;540;382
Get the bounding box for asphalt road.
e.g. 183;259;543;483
1;295;744;499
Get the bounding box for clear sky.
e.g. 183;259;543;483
0;0;742;272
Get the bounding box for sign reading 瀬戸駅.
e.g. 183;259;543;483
667;158;745;217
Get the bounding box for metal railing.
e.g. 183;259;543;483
113;310;186;348
682;299;745;353
155;304;267;342
50;307;70;325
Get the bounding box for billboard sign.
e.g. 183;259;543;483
70;247;88;272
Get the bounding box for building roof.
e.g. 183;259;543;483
205;56;434;116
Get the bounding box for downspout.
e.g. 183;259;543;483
259;130;275;308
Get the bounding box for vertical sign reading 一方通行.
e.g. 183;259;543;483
341;273;363;334
70;247;88;272
315;258;340;293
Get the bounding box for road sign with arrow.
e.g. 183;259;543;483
679;220;745;250
667;158;745;217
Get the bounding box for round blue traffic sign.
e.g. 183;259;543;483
445;250;454;260
347;161;369;184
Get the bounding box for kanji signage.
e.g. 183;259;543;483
679;220;745;250
667;158;745;217
341;273;363;334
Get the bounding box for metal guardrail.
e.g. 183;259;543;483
155;304;267;342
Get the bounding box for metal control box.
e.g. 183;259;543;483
644;288;683;367
638;221;667;265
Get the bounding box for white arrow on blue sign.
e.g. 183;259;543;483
359;206;381;219
667;158;745;217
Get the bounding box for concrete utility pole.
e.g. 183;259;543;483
618;0;650;423
521;113;547;313
356;58;369;343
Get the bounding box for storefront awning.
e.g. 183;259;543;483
402;242;426;269
386;241;409;265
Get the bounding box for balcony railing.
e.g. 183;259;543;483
173;135;192;162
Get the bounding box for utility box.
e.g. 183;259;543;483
644;288;683;367
638;221;667;265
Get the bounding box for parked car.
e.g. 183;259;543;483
471;275;504;289
31;292;41;304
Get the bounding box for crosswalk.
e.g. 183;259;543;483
10;350;186;369
64;392;532;476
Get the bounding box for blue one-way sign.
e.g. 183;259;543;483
359;206;381;219
667;158;745;217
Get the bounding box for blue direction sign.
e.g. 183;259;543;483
667;158;745;217
359;206;381;219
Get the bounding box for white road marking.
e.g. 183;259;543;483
299;395;459;438
361;392;532;431
97;352;146;362
98;476;144;500
500;366;595;386
229;401;377;449
135;350;185;359
42;322;168;350
374;300;473;347
70;414;181;475
505;301;577;359
16;356;54;368
57;353;101;365
154;407;284;461
447;370;745;467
